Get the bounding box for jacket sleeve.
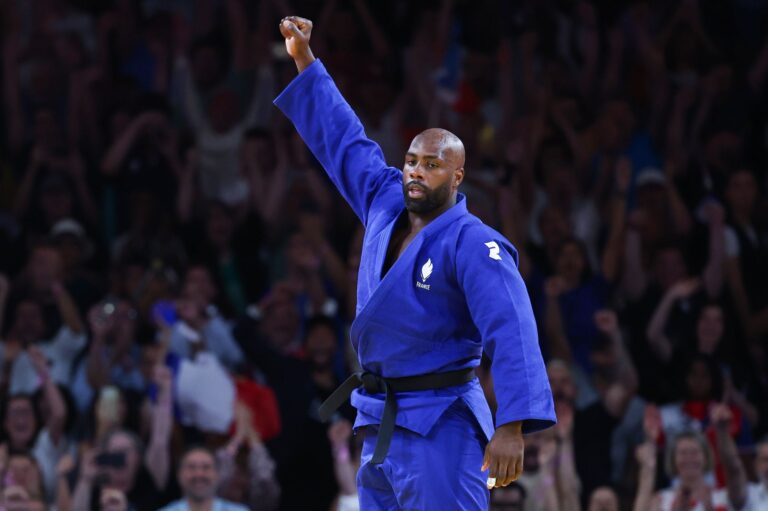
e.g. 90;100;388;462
273;60;401;225
456;225;556;433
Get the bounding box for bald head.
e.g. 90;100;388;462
410;128;466;170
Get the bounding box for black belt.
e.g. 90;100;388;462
318;368;475;464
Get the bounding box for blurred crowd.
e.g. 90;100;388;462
0;0;767;510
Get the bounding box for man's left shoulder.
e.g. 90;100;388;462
456;221;518;265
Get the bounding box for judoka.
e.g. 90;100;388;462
274;16;556;510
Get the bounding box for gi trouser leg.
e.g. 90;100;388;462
357;400;490;510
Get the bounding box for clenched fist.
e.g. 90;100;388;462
279;16;316;73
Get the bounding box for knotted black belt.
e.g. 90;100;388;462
318;368;475;464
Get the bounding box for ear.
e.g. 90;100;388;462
454;167;465;188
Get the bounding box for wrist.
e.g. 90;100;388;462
295;52;316;73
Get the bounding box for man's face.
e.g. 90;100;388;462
403;130;464;215
11;301;45;344
547;364;576;403
179;450;218;502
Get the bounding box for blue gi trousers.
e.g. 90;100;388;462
357;400;490;510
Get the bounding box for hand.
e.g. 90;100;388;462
279;16;315;72
327;419;353;448
2;339;23;364
27;346;51;380
153;364;173;394
544;276;566;298
709;402;732;431
669;278;701;300
635;441;657;470
78;448;99;483
702;201;725;227
594;309;620;337
56;453;76;477
643;404;662;442
482;421;524;488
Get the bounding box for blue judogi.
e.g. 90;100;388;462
275;60;555;510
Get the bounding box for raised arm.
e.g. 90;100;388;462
710;403;748;509
274;16;401;224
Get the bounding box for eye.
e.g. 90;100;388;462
427;162;439;169
405;159;416;166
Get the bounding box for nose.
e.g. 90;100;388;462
407;163;424;181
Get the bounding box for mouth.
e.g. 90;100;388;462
406;183;427;199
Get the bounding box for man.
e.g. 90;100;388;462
275;16;555;509
158;447;248;511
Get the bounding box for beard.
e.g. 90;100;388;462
403;180;452;214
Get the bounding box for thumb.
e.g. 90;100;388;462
481;444;490;471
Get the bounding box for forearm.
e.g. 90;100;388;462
601;196;627;282
225;0;250;70
101;122;142;175
145;399;172;490
556;439;581;511
622;230;647;300
56;289;84;334
13;161;41;218
703;222;725;298
86;339;110;389
633;466;656;511
42;378;67;444
715;426;747;507
72;176;99;225
56;474;72;511
71;480;92;511
646;293;675;362
666;187;692;236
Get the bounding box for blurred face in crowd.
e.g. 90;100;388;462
178;449;218;502
99;488;128;511
696;305;724;354
653;247;687;291
261;290;300;352
10;300;45;345
305;322;337;370
555;240;586;285
205;203;235;250
725;170;757;216
685;359;714;400
674;437;707;484
587;487;619;511
28;246;63;292
103;432;141;492
185;266;217;305
538;206;570;250
40;184;74;225
704;132;742;172
287;233;319;272
547;362;576;403
490;483;525;510
756;442;768;486
3;397;37;449
191;45;223;91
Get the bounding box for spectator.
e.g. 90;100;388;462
158;447;247;511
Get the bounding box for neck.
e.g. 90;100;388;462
186;497;214;511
